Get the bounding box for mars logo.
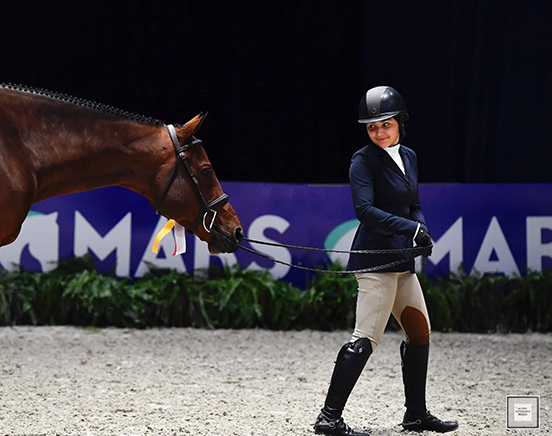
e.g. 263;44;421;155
0;211;59;272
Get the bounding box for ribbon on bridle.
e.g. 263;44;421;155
152;218;187;255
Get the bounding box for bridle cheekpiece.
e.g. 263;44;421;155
155;124;229;235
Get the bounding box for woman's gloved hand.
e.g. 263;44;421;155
414;227;433;257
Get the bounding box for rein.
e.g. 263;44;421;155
226;235;432;275
155;124;229;235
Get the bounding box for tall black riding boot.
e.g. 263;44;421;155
314;337;372;436
400;340;458;433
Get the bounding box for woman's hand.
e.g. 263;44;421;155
414;227;433;257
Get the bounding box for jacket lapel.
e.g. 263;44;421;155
399;146;417;182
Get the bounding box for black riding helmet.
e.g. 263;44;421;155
358;86;409;142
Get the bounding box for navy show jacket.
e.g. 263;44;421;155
346;143;427;273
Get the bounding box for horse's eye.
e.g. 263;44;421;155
201;168;213;178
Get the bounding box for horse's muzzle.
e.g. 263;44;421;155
209;226;243;253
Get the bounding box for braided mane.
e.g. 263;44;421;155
0;83;164;126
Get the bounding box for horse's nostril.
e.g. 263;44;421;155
234;227;244;243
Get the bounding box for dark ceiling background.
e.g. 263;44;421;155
1;1;551;184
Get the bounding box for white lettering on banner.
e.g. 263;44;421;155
74;211;132;276
526;216;552;273
135;216;188;277
246;215;291;279
194;239;239;271
472;216;520;276
5;209;549;280
0;212;59;272
422;217;463;273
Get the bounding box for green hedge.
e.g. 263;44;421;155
1;256;550;332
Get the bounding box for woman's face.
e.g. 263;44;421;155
366;117;400;148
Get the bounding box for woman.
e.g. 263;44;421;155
313;86;458;435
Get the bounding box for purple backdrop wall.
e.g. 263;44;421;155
1;183;550;288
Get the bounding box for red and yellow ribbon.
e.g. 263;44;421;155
152;219;187;255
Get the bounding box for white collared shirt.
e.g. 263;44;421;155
383;143;405;175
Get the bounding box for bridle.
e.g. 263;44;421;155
154;124;229;234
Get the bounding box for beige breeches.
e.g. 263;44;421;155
351;271;431;350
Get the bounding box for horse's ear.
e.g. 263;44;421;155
192;111;209;135
178;112;209;141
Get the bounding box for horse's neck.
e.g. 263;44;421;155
22;111;169;203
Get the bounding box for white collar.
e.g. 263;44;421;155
383;143;401;155
383;144;405;174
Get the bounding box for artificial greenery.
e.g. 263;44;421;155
0;255;550;332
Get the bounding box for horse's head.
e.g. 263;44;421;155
155;113;243;254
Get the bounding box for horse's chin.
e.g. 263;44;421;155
189;224;241;254
208;227;240;254
207;240;239;254
207;245;222;255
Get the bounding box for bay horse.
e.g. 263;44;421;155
0;84;243;255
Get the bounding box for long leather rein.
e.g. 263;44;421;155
232;236;433;274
